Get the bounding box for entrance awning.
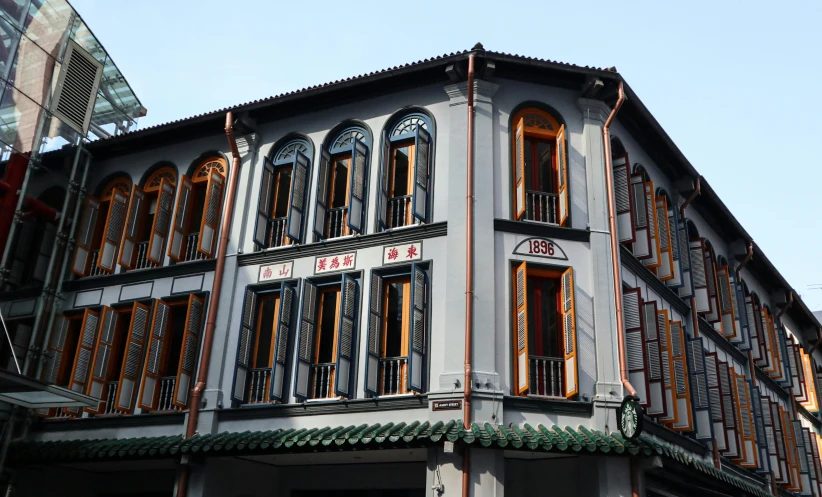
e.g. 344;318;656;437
0;370;97;409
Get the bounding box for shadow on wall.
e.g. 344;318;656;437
576;286;597;396
569;151;588;230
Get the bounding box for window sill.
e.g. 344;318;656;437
62;258;217;292
221;395;428;420
493;219;590;242
502;395;593;415
36;410;185;431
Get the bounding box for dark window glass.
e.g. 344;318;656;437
392;145;411;196
317;290;338;363
526;276;559;358
384;280;405;357
273;168;292;218
167;305;188;373
255;296;277;367
331;158;349;208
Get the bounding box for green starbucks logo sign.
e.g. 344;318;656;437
619;395;643;440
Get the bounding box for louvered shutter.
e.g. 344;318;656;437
377;131;390;231
270;282;295;401
733;276;750;350
772;404;788;484
147;179;175;264
756;301;770;369
40;316;72;418
657;309;676;423
172;294;204;408
97;189;128;272
655;196;674;280
794;422;813;494
811;433;822;495
790;341;807;403
168;175;194;262
782;409;801;491
630;173;651;258
669;320;692;431
765;398;782;481
718;362;739;457
623;288;650;408
197;170;225;258
412;128;431;223
691;239;710;313
231;288;257;404
113;302;150;414
687;337;713;440
408;264;427;393
612;153;635;244
677;219;694;299
705;353;728;451
801;350;819;412
774;323;790;386
138;300;172;410
643;301;667;417
118;185;146;269
561;267;577;398
346;138;368;234
716;266;739;340
287;151;310;243
294;280;318;400
641;182;660;268
748;295;764;364
65;309;100;416
513;118;526;220
666;206;683;289
254;158;275;248
313;150;331;239
72;197;101;276
365;272;384;396
803;428;818;496
702;245;720;325
85;306;122;414
556;124;569;226
761;308;776;374
513;262;529;395
750;385;771;474
734;374;757;468
334;274;358;397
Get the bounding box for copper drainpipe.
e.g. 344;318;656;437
462;52;476;497
176;111;243;497
777;291;793;319
602;82;636;398
679;177;701;218
736;242;753;278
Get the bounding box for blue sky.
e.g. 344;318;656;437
72;0;822;310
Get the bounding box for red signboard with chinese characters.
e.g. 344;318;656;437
383;241;422;265
257;261;293;282
314;252;357;275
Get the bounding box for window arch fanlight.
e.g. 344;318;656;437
313;124;371;240
510;106;569;227
254;136;313;249
143;165;178;192
99;175;132;201
390;112;432;138
192;156;227;183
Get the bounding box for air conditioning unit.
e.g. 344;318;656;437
50;39;103;136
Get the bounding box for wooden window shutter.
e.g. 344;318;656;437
781;408;801;491
270;281;295;402
774;324;790;386
750;385;771;474
802;428;818;495
40;316;72;418
118;185;147;269
231;288;257;404
377;131;390;231
801;350;819;412
513;118;526;220
294;280;318;400
702;245;721;326
733;373;758;468
97;189;129;272
691;239;710;313
286;151;310;243
168;175;194;262
641;181;661;268
687;336;713;440
705;353;729;451
716;266;739;341
643;300;668;417
761;308;776;374
138;300;172;411
71;196;101;276
676;219;694;299
655;196;674;281
812;433;822;496
763;398;781;480
665;206;683;289
556;124;569;226
793;421;812;494
254;158;275;248
313;150;331;239
85;306;122;414
365;272;384;396
669;320;692;431
408;264;427;393
755;302;769;369
797;345;810;406
334;274;358;397
146;179;175;264
747;295;763;364
561;267;577;398
623;288;650;409
513;262;529;395
731;274;750;350
772;403;788;483
612;153;635;244
718;362;739;458
172;294;205;408
412;127;431;223
630;173;651;258
113;301;150;414
657;309;676;423
790;341;807;403
347;139;368;234
196;170;225;258
65;309;100;416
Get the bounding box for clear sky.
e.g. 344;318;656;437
72;0;822;310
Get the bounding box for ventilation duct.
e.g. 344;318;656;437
50;40;103;136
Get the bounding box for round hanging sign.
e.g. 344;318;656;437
618;395;643;441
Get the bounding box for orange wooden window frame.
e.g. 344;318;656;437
313;286;342;398
380;276;411;395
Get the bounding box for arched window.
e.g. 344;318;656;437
168;156;227;262
72;174;132;277
713;254;743;344
254;137;312;249
118;165;178;270
628;165;659;265
510;107;568;226
678;219;699;301
377;112;434;230
611;137;636;244
314;124;371;240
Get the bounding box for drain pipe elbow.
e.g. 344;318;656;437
679;177;701;218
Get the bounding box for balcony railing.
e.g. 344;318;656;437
524;190;559;225
264;217;291;249
387;195;414;229
183;233;206;262
133;241;158;270
380;356;408;396
311;362;336;400
88;250;108;277
102;381;119;414
528;356;564;398
157;376;182;412
247;367;272;404
325;207;349;240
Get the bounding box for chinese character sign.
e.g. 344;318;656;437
315;252;356;275
258;261;294;282
383;242;422;265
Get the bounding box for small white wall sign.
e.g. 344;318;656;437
258;261;294;282
513;237;568;261
383;241;422;265
314;252;356;275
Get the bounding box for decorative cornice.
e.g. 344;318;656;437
62;259;216;293
493;219;591;243
502;395;593;415
444;79;500;102
220;395;428;421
